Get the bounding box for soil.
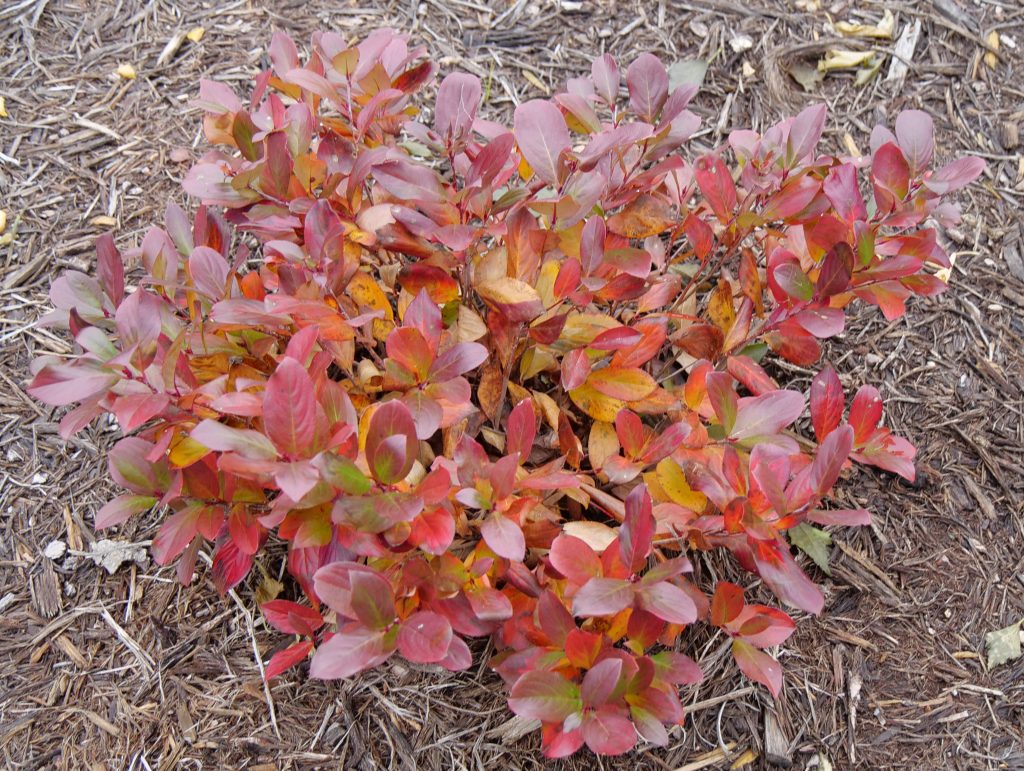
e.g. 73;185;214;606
1;1;1022;769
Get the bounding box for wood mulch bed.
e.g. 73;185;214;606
1;1;1022;768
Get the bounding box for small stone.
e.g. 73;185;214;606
689;20;708;37
32;472;47;484
44;540;67;560
730;34;754;53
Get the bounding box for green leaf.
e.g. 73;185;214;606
668;60;708;90
790;523;832;576
985;620;1022;669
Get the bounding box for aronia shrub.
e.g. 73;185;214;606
28;28;984;757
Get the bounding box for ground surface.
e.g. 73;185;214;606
1;0;1023;769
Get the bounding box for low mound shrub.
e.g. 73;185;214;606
28;28;984;757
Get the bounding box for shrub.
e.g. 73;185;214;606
28;28;984;758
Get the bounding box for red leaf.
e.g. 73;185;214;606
211;536;254;594
438;635;473;671
95;494;157;530
308;623;396;679
508;670;581;723
387;327;433;382
191;419;277;460
466;585;514;621
264;640;314;680
397;263;460;304
636;580;698;625
737;387;806;436
736;607;796;648
872;142;910;211
581;658;623;708
348;570;397;630
151;503;202;565
513;100;570;185
591;54;620;105
429;342;487;383
923;156;986;194
807;508;871;527
694;154;737;223
549;534;602;585
751;539;824;615
810;424;853;494
262;599;324;636
848;385;883;444
408;506;455;554
711;581;745;627
732;638;783;697
785;103;827;165
572;577;634;616
365;401;418;484
823;163;867;224
561;349;592;391
506;399;537;463
726;355;778;396
626;53;668;121
397;611;453;663
620;485;655;573
95;233;124;306
582;706;637;755
537;591;576;646
580;216;606;274
705;372;738;432
809;366;844;441
894;109;934;175
434;73;481;143
480;512;526;562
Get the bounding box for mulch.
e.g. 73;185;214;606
1;1;1023;769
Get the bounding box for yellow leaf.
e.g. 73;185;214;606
569;383;626;422
587;367;657;401
708;278;736;334
819;50;875;71
116;63;137;80
535;259;561;308
455;304;487;342
563;521;617;552
835;9;895;39
476;277;544;322
346;270;394;341
559;312;620;348
0;210;7;235
186;26;206;43
656;458;708;511
588;421;619;470
169;433;211;468
521;69;549;94
520;346;556;380
533;391;561;431
0;96;7;118
985;30;1000;70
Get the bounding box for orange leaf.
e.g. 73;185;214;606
587;367;657;401
707;278;736;334
607;194;678;239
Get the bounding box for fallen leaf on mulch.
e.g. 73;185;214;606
668;59;708;90
835;9;895;39
790;523;832;575
985;619;1022;669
